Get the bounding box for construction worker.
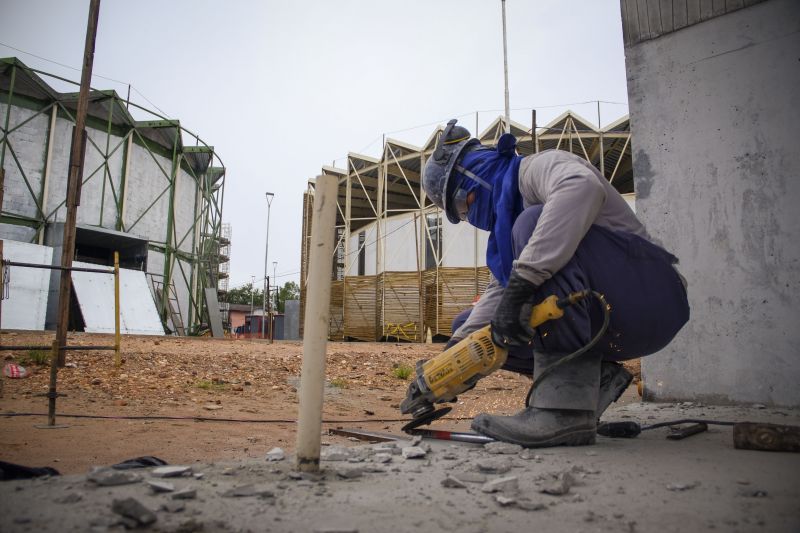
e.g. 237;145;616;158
422;119;689;447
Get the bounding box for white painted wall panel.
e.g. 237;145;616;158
0;105;47;220
0;240;52;330
382;215;419;272
71;260;165;335
76;128;124;229
442;220;489;268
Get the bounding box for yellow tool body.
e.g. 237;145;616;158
401;292;588;419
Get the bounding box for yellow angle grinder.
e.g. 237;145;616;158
400;290;592;431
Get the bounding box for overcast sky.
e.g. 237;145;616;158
0;0;630;289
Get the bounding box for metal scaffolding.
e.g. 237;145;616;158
300;110;633;342
0;57;226;334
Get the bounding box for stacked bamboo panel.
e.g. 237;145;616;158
422;267;491;337
378;272;422;342
344;275;377;341
329;280;344;340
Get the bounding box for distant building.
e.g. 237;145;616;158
0;58;228;335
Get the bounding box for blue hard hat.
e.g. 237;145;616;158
423;119;481;224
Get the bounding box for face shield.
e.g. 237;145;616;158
451;164;493;221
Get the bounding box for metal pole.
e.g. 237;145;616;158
47;340;59;426
55;0;101;370
249;275;255;334
114;251;120;367
295;174;337;472
501;0;511;134
262;192;274;339
273;261;278;310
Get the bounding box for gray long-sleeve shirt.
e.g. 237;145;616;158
452;149;656;342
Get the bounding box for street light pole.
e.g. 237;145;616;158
249;275;255;335
501;0;511;133
263;192;274;339
273;261;278;311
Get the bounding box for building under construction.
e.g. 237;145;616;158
0;58;228;335
301;111;633;342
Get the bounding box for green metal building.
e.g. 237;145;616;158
0;58;227;334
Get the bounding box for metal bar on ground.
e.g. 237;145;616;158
408;428;495;444
328;428;400;443
295;174;337;472
47;340;58;426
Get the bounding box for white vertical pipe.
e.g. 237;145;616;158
295;174;337;472
501;0;511;133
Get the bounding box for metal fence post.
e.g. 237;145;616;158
114;251;120;367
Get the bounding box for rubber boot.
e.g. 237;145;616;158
596;362;633;420
524;361;633;418
471;351;602;448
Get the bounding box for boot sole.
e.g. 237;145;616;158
474;425;597;448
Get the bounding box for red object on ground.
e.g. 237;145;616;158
3;363;30;379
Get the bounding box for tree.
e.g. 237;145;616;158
277;281;300;313
226;282;264;306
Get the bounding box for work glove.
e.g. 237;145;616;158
491;270;538;348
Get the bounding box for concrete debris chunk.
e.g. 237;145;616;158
402;446;427;459
152;465;193;478
495;495;517;506
516;499;547;511
373;453;392;464
265;447;285;461
172;488;197;500
476;458;511;475
484;442;523;455
410;435;423;446
541;472;575;496
481;475;519;494
322;446;351;461
313;528;359;533
87;468;141;486
111;497;157;527
336;467;364;479
161;500;186;513
222;484;274;498
666;481;699;491
453;471;487;484
146;480;175;493
441;476;467;489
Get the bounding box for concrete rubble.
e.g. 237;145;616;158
0;403;798;532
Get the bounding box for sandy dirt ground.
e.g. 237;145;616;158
0;331;641;475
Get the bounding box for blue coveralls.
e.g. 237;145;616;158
452;205;690;374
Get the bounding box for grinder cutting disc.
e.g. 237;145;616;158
401;406;452;433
